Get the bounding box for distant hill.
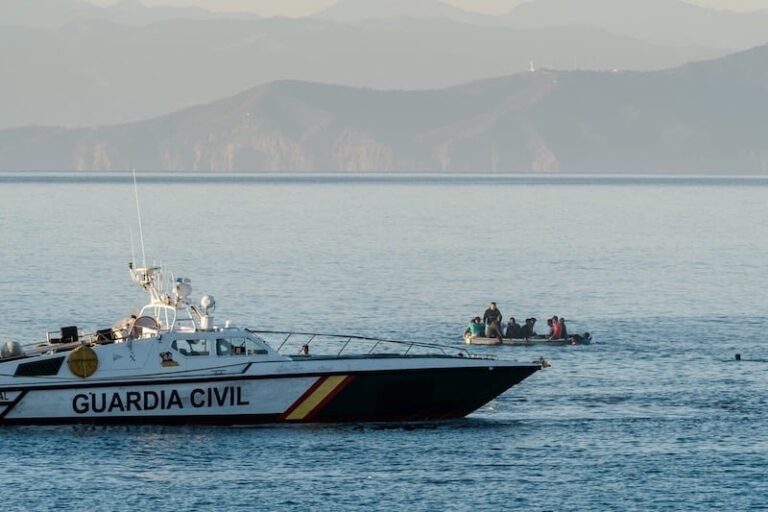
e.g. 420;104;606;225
1;44;766;173
313;0;493;24
0;0;259;28
0;18;723;130
504;0;768;48
315;0;768;38
684;0;768;12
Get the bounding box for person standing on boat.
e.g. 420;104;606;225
558;317;568;340
483;302;503;343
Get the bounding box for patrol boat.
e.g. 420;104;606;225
0;264;542;425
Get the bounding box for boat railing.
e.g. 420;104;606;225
245;329;476;358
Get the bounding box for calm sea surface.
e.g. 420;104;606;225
0;174;767;511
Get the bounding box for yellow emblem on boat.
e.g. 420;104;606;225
68;345;99;379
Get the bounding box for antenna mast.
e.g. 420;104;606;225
132;169;147;268
129;227;136;267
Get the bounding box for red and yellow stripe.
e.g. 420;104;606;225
282;375;353;421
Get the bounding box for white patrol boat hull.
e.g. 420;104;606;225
0;345;540;425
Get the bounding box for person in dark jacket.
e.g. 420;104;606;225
505;317;522;339
483;302;502;327
558;317;568;340
483;302;503;343
519;318;533;339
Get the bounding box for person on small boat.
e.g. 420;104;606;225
465;317;484;338
483;303;502;330
520;318;537;339
546;318;554;338
505;317;522;339
483;303;503;343
570;332;589;344
550;316;562;340
520;318;530;339
558;317;568;340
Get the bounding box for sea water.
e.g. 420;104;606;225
0;174;766;511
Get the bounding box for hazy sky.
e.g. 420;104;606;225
87;0;518;15
86;0;768;17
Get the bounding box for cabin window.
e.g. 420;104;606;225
171;339;210;356
216;338;268;356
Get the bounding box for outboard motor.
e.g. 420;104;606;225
1;341;25;360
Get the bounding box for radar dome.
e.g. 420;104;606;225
201;295;216;314
174;278;192;301
1;341;25;359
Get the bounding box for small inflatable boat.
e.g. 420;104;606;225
464;333;592;346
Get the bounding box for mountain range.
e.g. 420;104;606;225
314;0;497;24
1;43;766;174
686;0;768;11
6;0;768;49
2;0;768;131
0;18;724;130
313;0;768;49
502;0;768;48
0;0;259;28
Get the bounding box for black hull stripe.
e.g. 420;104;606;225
0;411;482;426
0;391;27;419
0;365;538;393
1;413;282;426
